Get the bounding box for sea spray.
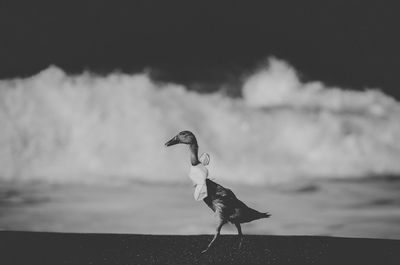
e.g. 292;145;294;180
1;58;400;185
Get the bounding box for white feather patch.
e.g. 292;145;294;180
200;152;210;166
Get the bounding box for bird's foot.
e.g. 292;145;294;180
201;248;209;254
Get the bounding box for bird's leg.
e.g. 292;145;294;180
234;223;243;250
201;220;225;254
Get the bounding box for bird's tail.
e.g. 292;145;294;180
259;212;271;219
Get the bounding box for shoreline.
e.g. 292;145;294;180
1;231;399;265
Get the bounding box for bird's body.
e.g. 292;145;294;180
203;178;270;224
165;130;270;253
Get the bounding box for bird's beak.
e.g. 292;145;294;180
165;135;179;147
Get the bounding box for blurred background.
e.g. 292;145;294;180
1;1;400;239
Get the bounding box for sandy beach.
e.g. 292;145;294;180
1;231;399;265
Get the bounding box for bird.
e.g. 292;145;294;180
165;130;270;253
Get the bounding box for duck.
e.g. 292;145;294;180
165;130;271;253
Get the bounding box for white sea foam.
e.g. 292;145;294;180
1;58;400;184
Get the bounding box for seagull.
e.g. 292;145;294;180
165;130;270;253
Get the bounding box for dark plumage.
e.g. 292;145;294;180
204;179;271;224
165;130;270;253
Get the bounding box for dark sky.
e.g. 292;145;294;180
1;1;399;98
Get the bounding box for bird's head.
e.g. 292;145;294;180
165;130;197;147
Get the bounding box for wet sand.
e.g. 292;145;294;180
1;231;399;265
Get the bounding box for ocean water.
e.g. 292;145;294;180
1;179;400;239
0;58;400;238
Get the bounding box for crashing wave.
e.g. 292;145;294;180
1;58;400;184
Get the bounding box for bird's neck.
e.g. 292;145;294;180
189;143;200;166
